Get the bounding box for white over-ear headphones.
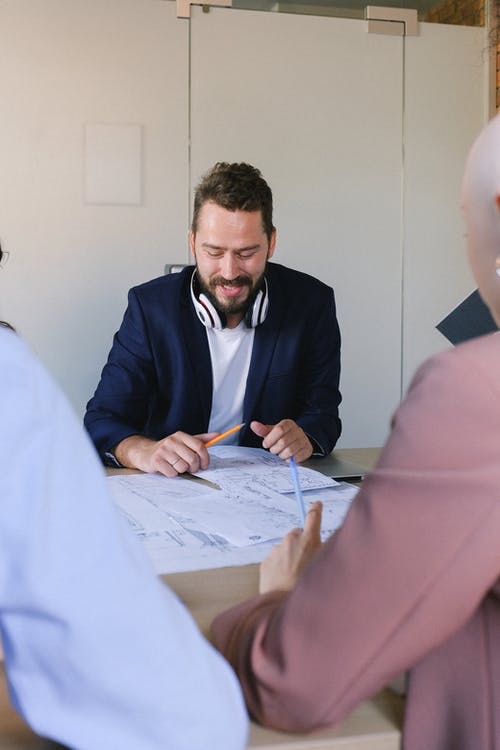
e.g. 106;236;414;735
190;270;269;329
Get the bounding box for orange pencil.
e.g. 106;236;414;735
205;423;244;447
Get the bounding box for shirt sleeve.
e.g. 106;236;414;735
211;340;500;733
0;330;248;750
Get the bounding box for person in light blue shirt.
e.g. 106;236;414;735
0;325;247;750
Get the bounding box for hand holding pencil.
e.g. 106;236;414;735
115;429;220;478
205;423;244;448
115;423;245;478
259;501;323;595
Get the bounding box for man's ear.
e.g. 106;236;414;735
189;231;196;258
268;228;277;259
495;194;500;212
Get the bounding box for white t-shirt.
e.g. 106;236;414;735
206;322;254;442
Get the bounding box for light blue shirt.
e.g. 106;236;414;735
0;329;248;749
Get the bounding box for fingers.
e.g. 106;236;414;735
252;419;313;461
259;535;299;594
160;455;186;479
197;432;220;443
250;420;272;438
258;509;322;594
281;504;322;546
149;432;212;476
267;420;309;460
303;501;323;547
283;527;302;544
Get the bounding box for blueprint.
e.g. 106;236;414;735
108;447;359;574
197;445;337;494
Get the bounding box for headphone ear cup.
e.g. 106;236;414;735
198;293;225;330
245;279;269;328
190;272;225;329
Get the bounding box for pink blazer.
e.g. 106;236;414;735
211;332;500;750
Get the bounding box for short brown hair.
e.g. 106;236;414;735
192;162;274;243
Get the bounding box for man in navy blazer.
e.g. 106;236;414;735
85;163;341;476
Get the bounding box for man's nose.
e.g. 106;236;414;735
220;253;240;280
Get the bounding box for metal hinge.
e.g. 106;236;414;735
365;6;418;36
177;0;232;18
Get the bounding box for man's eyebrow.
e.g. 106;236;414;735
201;242;262;252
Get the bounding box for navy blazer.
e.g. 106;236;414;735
84;263;342;462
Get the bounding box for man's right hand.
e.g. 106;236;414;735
113;431;219;477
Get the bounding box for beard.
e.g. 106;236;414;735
195;266;267;317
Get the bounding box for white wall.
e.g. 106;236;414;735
0;0;188;416
403;23;485;391
0;0;488;448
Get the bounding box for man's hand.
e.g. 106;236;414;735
114;431;219;477
250;418;313;462
259;502;323;594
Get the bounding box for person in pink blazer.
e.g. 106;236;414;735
210;113;500;749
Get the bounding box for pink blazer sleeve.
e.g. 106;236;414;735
210;335;500;734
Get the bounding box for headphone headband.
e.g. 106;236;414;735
190;271;268;330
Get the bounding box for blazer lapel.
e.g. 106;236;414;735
243;274;285;424
180;279;213;427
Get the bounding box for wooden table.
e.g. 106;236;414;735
0;448;404;749
165;565;403;750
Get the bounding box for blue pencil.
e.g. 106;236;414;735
289;456;306;527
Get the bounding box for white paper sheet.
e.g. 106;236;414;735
108;448;359;574
197;446;339;494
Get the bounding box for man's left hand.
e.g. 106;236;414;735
250;419;313;462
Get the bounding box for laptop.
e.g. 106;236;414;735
305;453;368;481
